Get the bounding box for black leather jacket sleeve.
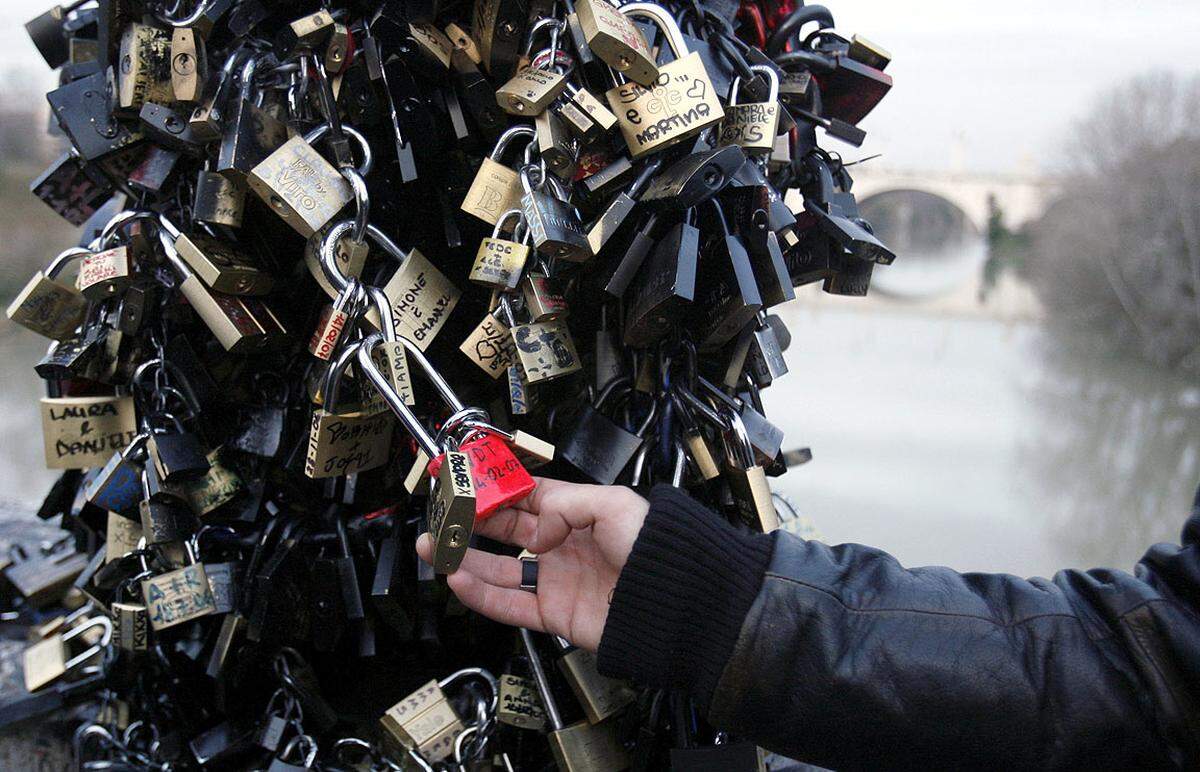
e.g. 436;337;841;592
597;485;1200;770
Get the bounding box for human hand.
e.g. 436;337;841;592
416;478;648;652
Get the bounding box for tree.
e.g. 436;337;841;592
1026;72;1200;372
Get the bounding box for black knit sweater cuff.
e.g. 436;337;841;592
596;485;775;711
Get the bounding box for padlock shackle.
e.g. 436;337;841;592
322;330;366;411
44;247;91;279
356;334;440;457
492;209;526;239
98;209;161;250
518;628;564;731
156;0;218;27
490;125;536;162
318;220;407;293
620;3;689;62
765;4;835;58
437;667;500;716
523;17;563;58
729;64;780;105
61;615;113;671
720;405;756;469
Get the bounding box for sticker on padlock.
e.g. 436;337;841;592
426;430;537;518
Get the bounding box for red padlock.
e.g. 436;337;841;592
427;431;536;519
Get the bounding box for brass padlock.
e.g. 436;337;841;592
462;125;536;227
575;0;658;86
511;319;581;385
381;670;497;763
445;23;482;65
721;409;780;533
410;22;455;70
140;547;218;631
40;394;138;470
23;617;112;692
536;108;577;179
117;22;172;111
605;3;724;159
718;65;781;154
247;135;354;238
105;511;143;563
306;222;370;301
555;640;635;723
378;247;461;352
469;209;531;290
428;450;476;574
305;340;394;480
173;232;274;295
171;447;245;516
497;64;568;116
497;673;547;730
308;281;365;362
460;307;517;380
472;0;526;78
520;629;630;772
285;9;335;50
76;245;133;300
160;219;287;352
521;272;569;321
6;247;90;340
111;598;149;652
170;27;207;103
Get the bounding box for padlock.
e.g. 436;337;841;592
521;271;569;321
104;511;143;564
216;56;288;180
520;629;630;772
671;387;721;481
692;199;763;351
460;306;518;379
308;279;365;362
497;672;547;730
585;158;661;256
40;393;138;471
171;448;244;516
170;27;207;103
520;165;590;262
719;65;781;154
623;212;699;348
192;170;246;228
24;5;70;69
30;153;114;227
6;247;90;340
409;21;455;70
381;669;497;762
720;407;780;533
84;432;149;516
426;423;537;518
5;547;90;609
280;9;335;51
146;417;210;483
140;540;217;631
159;216;288;352
508;363;535;415
559;378;656;484
472;0;527;79
138;101;211;154
575;0;657;86
738;311;789;388
560;83;618;140
462;125;535;227
470;210;532;291
23;616;112;692
427;447;477;573
554;636;635;724
305;338;395;480
638;145;745;211
139;465;197;545
267;735;319;772
325;22;352;73
605;3;724;159
535;107;577;179
497;61;569;116
48;70;144;162
77;245;134;301
116;22;172;111
110;580;149;653
511;318;582;385
173;231;273;295
445;22;482;64
247;133;355;238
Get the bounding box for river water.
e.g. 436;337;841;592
3;301;1196;580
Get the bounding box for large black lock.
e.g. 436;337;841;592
623;216;699;348
47;69;144;161
639;145;745;212
692;200;763;351
30;153;115;227
560;378;658;485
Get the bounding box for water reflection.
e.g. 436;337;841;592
1020;331;1200;570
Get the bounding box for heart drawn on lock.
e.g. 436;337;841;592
686;78;707;100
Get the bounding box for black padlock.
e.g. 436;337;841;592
586;158;662;257
604;213;658;298
692;200;763;351
147;427;211;483
559;378;658;485
138;102;208;155
639;145;745;212
371;518;414;638
623;214;699;348
30;153;115;227
25;5;70;69
47;69;143;162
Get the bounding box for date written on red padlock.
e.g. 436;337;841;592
427;433;536;518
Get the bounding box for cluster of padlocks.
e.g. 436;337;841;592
4;0;893;768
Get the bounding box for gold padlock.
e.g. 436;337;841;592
141;559;218;631
575;0;658;86
460;308;517;380
469;210;531;290
174;232;274;295
461;126;536;227
428;450;477;573
40;395;138;471
170;27;207;103
718;65;781;154
23;617;111;692
381;679;464;762
511;319;582;385
247;135;354;237
6;247;90;340
325;23;351;73
604;4;724;159
445;23;482;65
497;65;568;116
497;673;547;730
378;248;461;352
536;109;577;179
305;341;395;479
77;245;134;300
117;22;172;111
286;10;335;48
410;22;455;69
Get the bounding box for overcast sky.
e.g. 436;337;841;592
0;0;1197;175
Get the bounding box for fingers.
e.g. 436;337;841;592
445;569;545;632
417;537;523;589
521;478;634;553
474;507;539;548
